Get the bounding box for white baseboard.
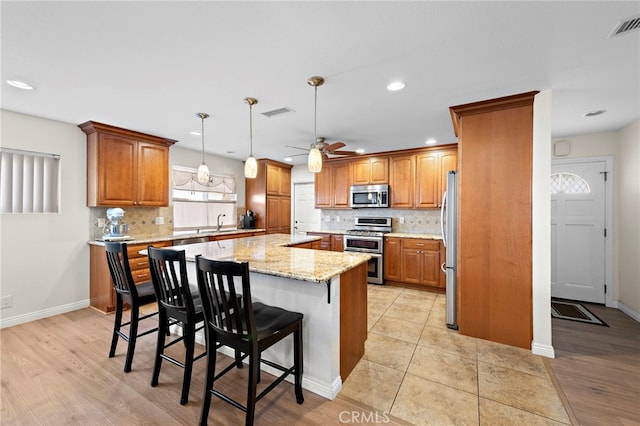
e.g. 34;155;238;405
617;301;640;323
0;299;90;329
531;341;555;358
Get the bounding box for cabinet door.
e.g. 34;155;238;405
97;134;137;206
384;237;402;281
279;167;291;196
439;149;458;207
352;160;371;185
331;234;344;252
390;155;415;208
278;197;291;233
314;166;332;208
333;162;351;208
136;142;170;206
370;157;389;184
421;250;441;287
401;247;422;284
308;232;331;250
415;151;439;208
266;196;280;231
266;164;280;196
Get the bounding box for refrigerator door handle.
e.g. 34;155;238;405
440;191;447;247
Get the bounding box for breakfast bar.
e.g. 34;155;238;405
170;234;370;400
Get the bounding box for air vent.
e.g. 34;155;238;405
609;14;640;37
261;107;294;118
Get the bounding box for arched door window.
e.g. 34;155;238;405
550;172;591;194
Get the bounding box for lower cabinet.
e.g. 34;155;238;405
306;232;344;252
89;240;172;313
384;237;443;289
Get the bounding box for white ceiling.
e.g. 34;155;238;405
2;1;639;166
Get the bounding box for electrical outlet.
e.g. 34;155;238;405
324;215;331;222
0;295;12;309
336;216;340;222
155;216;164;225
97;218;106;227
399;217;405;224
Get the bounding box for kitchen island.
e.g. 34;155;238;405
171;234;370;400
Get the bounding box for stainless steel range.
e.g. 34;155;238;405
343;217;392;285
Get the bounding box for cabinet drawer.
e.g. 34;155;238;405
131;268;151;284
402;239;439;251
128;257;150;271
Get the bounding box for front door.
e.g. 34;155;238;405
293;182;320;235
551;160;607;303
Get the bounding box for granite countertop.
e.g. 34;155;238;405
385;232;443;240
168;234;371;283
88;228;266;246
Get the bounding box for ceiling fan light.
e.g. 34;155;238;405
244;155;258;178
197;162;210;184
308;147;323;173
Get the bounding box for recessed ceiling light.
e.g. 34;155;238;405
583;110;607;117
386;81;406;91
284;157;293;162
425;138;437;146
190;131;201;136
355;148;365;154
6;80;35;90
226;151;235;154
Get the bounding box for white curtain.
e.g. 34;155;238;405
172;167;236;194
0;148;60;213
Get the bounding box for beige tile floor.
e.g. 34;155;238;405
341;285;570;426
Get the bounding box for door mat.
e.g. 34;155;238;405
551;299;608;326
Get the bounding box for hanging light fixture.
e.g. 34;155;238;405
307;76;324;173
244;97;258;179
196;112;210;184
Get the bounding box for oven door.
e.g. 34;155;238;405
366;253;384;285
343;235;383;253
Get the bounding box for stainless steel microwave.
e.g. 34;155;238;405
349;184;389;208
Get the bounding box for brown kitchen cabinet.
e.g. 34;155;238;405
331;234;344;252
384;237;441;288
79;121;177;207
306;232;344;252
383;237;402;281
89;240;172;313
450;91;537;349
390;147;457;209
352;157;388;185
314;160;351;209
246;159;293;234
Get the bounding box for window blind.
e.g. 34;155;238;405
0;148;60;213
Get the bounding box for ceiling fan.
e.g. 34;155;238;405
286;137;360;160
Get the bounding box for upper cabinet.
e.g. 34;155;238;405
80;121;177;207
389;147;457;209
315;160;351;209
246;159;293;234
352;157;388;185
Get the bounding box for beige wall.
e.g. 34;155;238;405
617;120;640;313
0;110;90;326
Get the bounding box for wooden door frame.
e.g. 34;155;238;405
552;156;613;307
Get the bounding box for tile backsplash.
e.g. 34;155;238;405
318;208;442;235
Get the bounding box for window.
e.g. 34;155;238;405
172;166;237;232
0;148;60;213
550;172;591;194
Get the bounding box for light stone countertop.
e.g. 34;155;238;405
152;233;371;283
306;230;346;235
385;232;443;240
88;228;266;246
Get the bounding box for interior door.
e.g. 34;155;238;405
551;160;606;303
293;182;320;235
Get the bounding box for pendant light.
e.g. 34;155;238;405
244;97;258;179
196;112;210;184
307;76;324;173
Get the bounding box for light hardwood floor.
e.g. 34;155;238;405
1;294;638;425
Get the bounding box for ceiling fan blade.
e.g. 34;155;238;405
285;145;310;152
287;152;308;157
325;142;346;151
330;150;359;156
322;152;329;160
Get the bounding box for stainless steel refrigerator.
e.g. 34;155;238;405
441;170;458;330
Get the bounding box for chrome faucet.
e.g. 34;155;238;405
216;213;226;232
